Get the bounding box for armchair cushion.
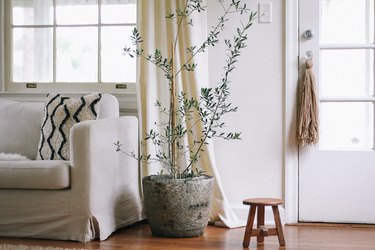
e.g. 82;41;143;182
37;93;102;160
0;160;70;189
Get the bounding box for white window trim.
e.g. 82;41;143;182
284;0;299;224
2;0;137;94
0;1;4;92
0;91;137;116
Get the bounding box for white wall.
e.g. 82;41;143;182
207;0;285;219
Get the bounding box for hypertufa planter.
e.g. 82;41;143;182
142;175;214;238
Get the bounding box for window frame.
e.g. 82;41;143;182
318;0;375;151
3;0;137;94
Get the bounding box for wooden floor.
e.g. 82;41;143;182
1;222;375;250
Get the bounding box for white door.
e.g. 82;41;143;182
299;0;375;223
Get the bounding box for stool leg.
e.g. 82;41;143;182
257;205;265;244
243;205;256;247
272;205;286;246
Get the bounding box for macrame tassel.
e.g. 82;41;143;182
297;59;319;146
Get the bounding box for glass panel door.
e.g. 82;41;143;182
299;0;375;224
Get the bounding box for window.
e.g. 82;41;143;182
319;0;375;150
4;0;136;92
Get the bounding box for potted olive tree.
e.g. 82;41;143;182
116;0;256;238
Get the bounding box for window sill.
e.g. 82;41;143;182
0;91;137;116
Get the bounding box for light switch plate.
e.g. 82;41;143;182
258;2;272;23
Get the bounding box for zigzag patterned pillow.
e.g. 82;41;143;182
37;93;102;160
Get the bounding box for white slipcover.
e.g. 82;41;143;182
0;94;145;242
0;160;70;189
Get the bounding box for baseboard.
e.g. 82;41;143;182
232;204;285;225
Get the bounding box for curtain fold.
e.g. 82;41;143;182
136;0;244;228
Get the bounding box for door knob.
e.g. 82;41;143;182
303;29;315;40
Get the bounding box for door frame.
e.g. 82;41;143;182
284;0;299;224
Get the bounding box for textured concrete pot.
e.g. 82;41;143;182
142;175;214;238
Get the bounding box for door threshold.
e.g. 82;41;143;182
286;222;375;228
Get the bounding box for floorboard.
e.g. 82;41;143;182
1;222;375;249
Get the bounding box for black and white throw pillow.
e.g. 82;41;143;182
37;93;102;160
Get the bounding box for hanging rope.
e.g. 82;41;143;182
297;59;319;146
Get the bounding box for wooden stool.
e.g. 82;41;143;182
242;198;285;247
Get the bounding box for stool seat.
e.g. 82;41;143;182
243;198;284;206
242;198;285;247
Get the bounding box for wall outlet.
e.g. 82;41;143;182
258;2;272;23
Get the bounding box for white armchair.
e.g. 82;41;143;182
0;94;144;242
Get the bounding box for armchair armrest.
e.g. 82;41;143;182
69;116;143;238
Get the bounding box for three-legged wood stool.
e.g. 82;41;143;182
242;198;285;247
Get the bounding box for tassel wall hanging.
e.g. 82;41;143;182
297;59;319;146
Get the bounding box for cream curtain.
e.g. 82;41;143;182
137;0;244;228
